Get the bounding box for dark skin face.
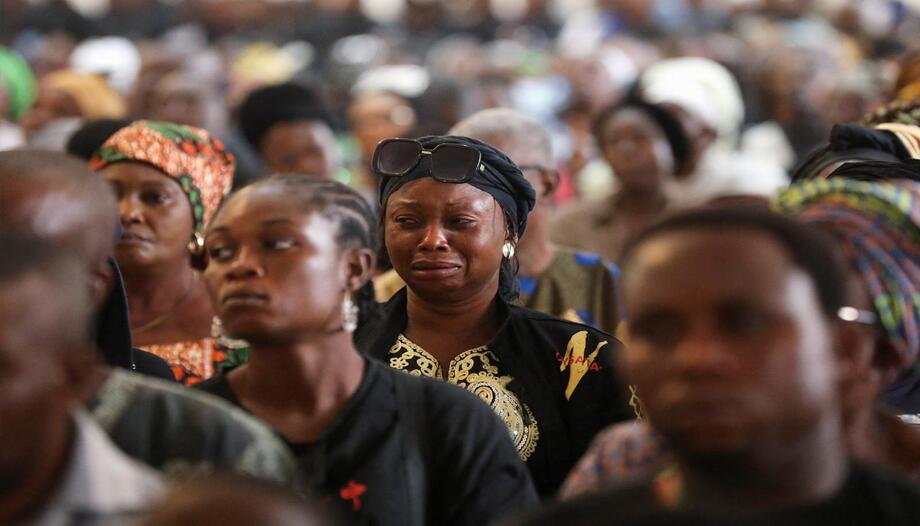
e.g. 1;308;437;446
486;136;557;237
203;186;369;346
660;103;715;179
0;182;114;309
150;87;206;128
601;108;675;194
101;162;195;272
0;276;89;522
347;94;416;162
261;120;339;179
384;178;509;305
621;229;840;458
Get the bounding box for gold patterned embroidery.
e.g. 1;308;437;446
388;334;540;460
559;330;607;400
628;385;645;420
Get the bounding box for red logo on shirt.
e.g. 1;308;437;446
340;481;367;511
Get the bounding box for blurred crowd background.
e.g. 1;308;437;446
3;0;920;201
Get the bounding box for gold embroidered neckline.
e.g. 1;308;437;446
394;334;488;377
388;333;540;460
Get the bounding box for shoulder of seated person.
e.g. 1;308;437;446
512;305;616;342
98;369;278;436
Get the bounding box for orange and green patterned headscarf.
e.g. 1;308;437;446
90;120;235;235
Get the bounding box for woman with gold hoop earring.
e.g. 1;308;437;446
92;120;235;385
357;135;634;497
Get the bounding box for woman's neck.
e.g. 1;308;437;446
516;211;557;277
405;284;500;361
614;186;668;211
233;332;366;443
122;258;196;317
124;260;214;345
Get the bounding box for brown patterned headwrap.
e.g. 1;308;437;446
90;120;235;235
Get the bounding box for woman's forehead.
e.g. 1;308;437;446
387;177;496;209
213;186;309;225
100;161;171;183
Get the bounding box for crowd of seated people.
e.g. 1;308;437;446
4;2;920;525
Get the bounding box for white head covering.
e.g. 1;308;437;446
639;57;744;148
69;37;140;94
352;65;431;98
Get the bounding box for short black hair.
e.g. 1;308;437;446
66;118;131;160
238;82;334;151
620;207;848;318
0;232;92;345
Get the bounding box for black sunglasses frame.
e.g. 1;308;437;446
372;138;486;183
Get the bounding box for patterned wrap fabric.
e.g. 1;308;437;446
90;120;235;235
775;178;920;371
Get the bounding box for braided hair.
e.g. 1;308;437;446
230;175;380;328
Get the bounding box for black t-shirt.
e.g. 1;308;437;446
196;358;538;525
511;462;920;526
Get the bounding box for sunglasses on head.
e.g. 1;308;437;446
372;138;486;183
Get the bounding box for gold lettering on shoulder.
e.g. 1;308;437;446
560;331;607;400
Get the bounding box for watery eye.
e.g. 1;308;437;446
208;246;233;261
266;239;296;250
141;191;169;204
451;216;476;226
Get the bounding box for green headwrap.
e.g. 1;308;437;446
0;47;37;122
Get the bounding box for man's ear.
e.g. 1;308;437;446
61;343;102;406
832;318;877;385
540;168;560;200
88;259;114;309
342;247;377;293
873;336;909;387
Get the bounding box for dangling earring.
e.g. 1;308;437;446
502;241;516;259
187;231;204;256
342;294;359;332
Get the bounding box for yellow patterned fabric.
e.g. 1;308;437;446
388;334;539;460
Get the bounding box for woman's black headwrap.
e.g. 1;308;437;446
378;135;537;237
828;158;920;183
790;124;909;182
377;135;537;302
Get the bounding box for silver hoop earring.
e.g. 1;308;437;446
502;241;515;259
342;294;359;332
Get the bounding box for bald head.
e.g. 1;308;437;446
0;149;118;267
449;108;553;167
